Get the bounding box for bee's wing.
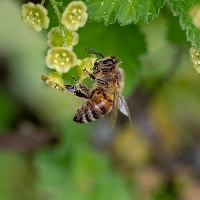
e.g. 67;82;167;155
118;93;129;116
118;93;132;126
110;87;119;130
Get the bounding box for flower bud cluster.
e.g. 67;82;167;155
46;1;88;74
190;46;200;73
21;1;95;92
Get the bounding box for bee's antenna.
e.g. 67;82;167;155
85;48;104;58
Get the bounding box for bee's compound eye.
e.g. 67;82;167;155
103;59;115;66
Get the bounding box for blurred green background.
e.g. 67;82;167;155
1;0;200;200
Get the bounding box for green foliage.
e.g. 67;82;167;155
167;14;188;46
85;0;165;25
85;0;200;50
167;0;200;50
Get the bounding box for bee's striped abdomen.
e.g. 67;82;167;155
73;90;112;123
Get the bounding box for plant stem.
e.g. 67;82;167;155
41;0;46;6
50;0;66;47
50;0;61;26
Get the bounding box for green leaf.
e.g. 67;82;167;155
168;0;200;50
167;15;188;46
85;0;166;25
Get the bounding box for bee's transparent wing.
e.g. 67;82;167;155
118;93;132;126
118;93;129;116
110;88;119;130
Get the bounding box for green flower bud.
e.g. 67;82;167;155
190;46;200;73
21;2;50;32
77;55;97;80
46;47;77;73
190;5;200;28
41;72;66;91
47;26;79;48
61;1;88;31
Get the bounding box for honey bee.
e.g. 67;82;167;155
65;48;131;130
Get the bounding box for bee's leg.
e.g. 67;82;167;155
72;76;90;97
65;76;90;99
65;84;90;99
83;68;95;80
83;68;107;85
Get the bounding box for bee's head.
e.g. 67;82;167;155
85;48;121;73
94;56;120;73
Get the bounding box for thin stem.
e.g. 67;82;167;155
41;0;46;6
49;0;66;47
60;26;67;46
50;0;62;26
